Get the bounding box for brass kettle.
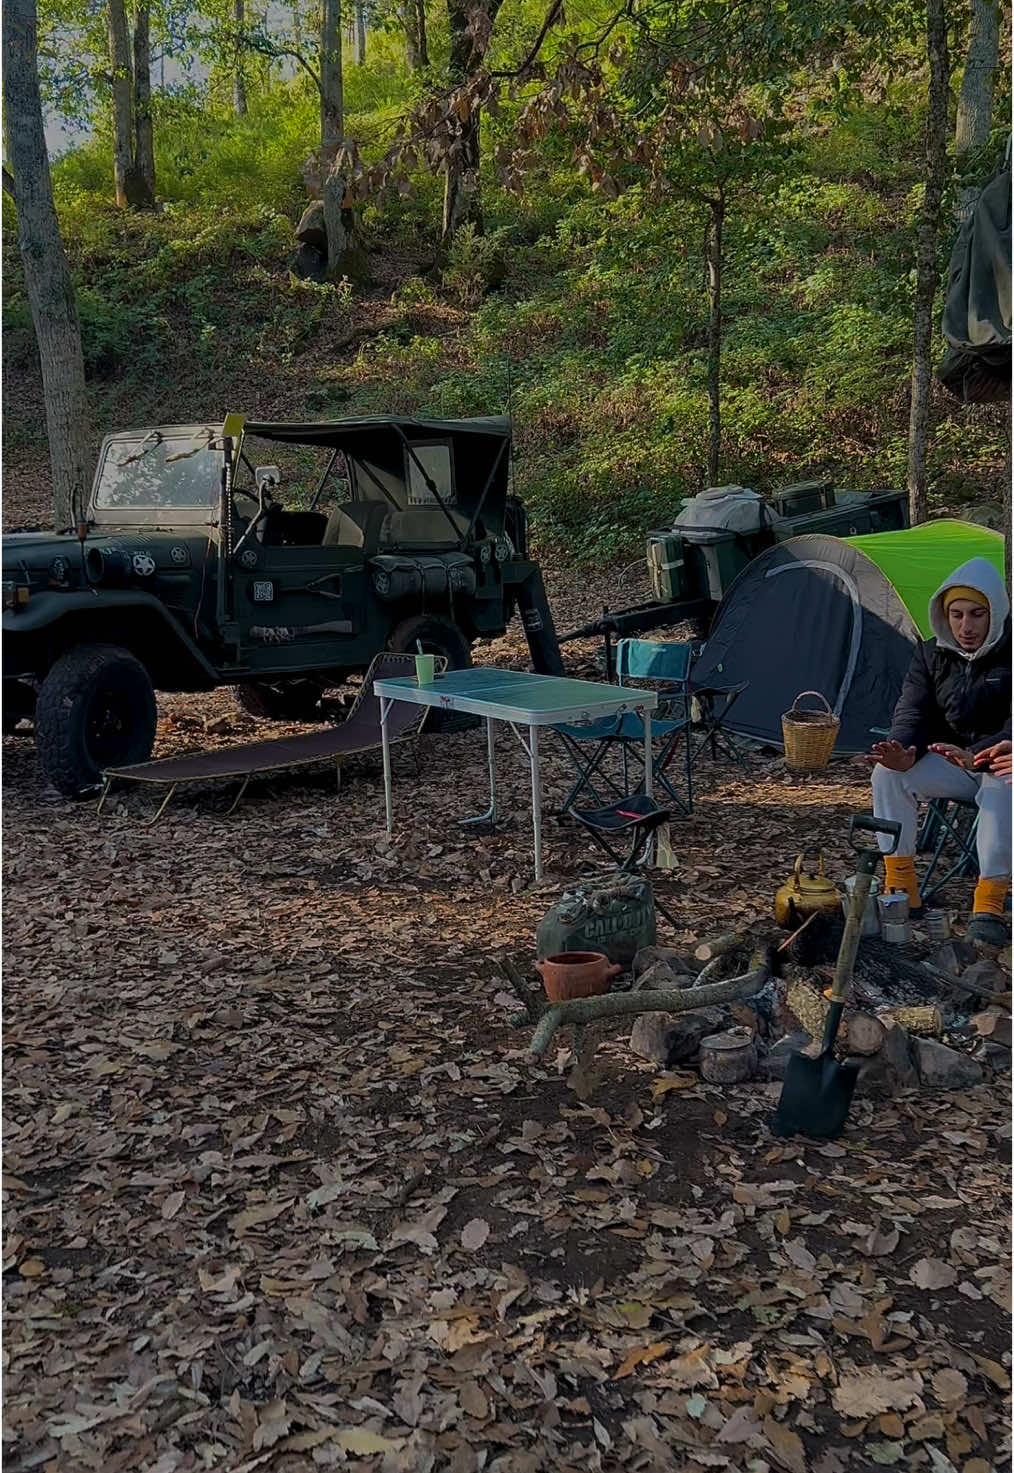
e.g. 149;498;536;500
775;853;841;928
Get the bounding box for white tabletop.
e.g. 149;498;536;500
374;667;658;726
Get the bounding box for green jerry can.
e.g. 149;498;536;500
537;875;657;967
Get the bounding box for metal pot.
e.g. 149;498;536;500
699;1026;758;1084
842;872;882;939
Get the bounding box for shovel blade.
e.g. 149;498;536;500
771;1050;859;1140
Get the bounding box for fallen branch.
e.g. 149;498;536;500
498;955;545;1024
529;964;770;1059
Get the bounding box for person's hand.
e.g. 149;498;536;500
928;742;973;769
863;739;917;772
973;739;1012;778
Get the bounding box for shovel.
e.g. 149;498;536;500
772;814;901;1140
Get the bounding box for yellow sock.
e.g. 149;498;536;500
973;876;1009;916
884;855;920;910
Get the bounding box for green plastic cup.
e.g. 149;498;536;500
414;653;435;684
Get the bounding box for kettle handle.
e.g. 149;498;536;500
794;852;825;880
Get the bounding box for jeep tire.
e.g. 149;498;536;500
235;679;326;722
387;614;479;732
36;645;157;797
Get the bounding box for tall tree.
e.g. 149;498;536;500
442;0;503;242
351;0;365;64
133;1;155;198
107;0;137;206
399;0;426;70
907;0;950;525
320;0;342;149
233;0;247;115
106;0;155;207
955;0;999;160
3;0;92;530
320;0;349;276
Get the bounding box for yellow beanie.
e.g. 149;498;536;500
943;585;988;611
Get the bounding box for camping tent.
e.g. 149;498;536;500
690;519;1007;754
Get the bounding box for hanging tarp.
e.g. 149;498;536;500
690;521;1006;754
937;157;1012;403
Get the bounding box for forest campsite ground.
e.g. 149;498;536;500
3;57;1012;1473
2;555;1011;1472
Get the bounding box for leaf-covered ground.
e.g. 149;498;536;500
3;570;1011;1473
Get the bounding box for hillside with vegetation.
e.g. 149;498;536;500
3;2;1010;561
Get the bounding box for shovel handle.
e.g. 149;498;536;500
849;814;901;859
828;865;872;1010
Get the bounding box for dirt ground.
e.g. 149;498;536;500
2;566;1011;1473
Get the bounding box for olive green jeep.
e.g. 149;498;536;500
3;413;560;796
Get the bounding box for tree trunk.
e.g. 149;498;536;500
955;0;998;160
4;0;92;532
322;165;349;277
233;0;247;116
107;0;137;208
401;0;427;68
906;0;950;526
442;0;499;243
706;189;724;487
132;0;155;206
320;0;343;152
352;0;365;63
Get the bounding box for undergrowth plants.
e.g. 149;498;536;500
4;61;1007;561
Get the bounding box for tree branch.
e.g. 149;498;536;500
490;0;565;79
529;963;770;1058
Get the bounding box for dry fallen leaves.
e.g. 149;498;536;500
2;565;1010;1473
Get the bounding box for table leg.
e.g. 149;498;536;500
459;717;499;828
643;707;654;867
530;722;543;881
487;716;497;821
643;708;653;799
380;696;393;835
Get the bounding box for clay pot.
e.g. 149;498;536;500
699;1026;757;1084
536;951;620;1003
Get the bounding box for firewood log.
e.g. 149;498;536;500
846;1013;887;1056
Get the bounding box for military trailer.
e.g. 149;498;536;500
3;414;561;796
562;479;910;671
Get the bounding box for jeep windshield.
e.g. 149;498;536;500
91;427;223;524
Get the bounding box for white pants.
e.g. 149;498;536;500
871;753;1011;877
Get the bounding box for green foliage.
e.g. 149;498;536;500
441;224;509;308
5;13;1008;558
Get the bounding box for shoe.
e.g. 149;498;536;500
966;913;1009;947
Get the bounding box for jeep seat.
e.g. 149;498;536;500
321;501;389;550
378;506;471;549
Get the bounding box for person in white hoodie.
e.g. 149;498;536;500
865;556;1011;944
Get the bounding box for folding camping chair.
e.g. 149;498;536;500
917;797;980;904
868;727;981;904
553;638;694;814
569;792;682;928
688;676;751;771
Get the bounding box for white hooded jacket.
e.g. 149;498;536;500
889;555;1010;756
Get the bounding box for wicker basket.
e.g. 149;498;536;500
782;690;840;772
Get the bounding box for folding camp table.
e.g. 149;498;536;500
373;668;658;880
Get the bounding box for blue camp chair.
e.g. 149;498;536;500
553;639;694;813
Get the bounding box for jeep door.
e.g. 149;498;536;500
231;533;380;674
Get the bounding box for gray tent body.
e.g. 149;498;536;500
691;535;920;755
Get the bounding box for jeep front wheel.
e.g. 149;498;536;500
36;645;157;797
387;614;478;732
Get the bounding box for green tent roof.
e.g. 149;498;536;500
845;518;1006;639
